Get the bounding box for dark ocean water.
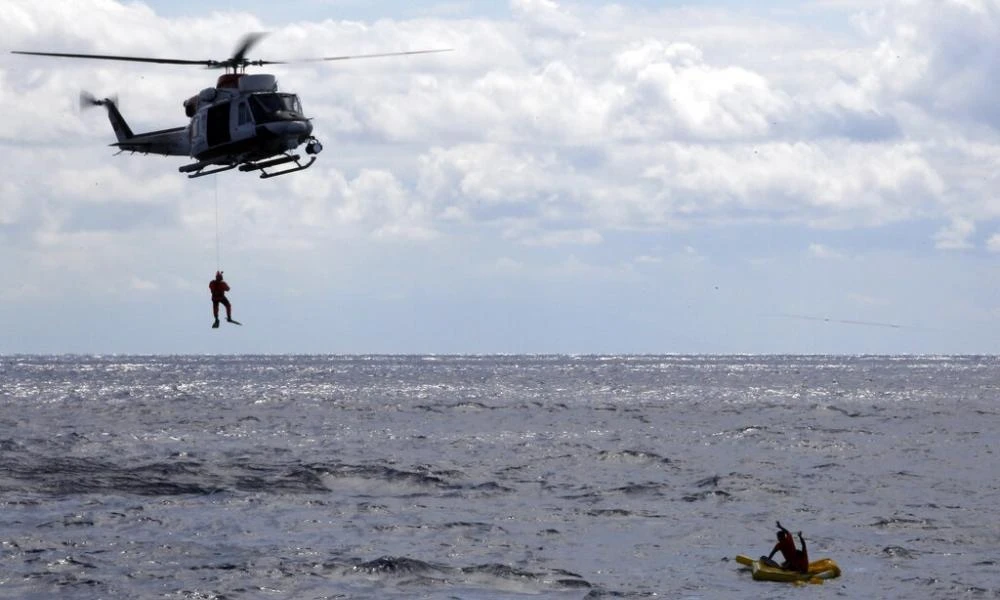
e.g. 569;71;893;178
0;355;998;599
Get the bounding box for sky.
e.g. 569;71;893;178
2;0;1000;354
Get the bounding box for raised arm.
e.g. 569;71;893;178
767;540;781;559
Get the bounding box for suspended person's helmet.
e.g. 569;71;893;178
216;271;223;280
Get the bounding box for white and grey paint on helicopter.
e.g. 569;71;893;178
13;33;449;179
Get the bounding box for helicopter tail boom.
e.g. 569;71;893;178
81;91;133;141
81;91;190;156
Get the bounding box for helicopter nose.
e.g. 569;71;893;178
262;119;312;138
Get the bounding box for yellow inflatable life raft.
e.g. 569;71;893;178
735;554;841;584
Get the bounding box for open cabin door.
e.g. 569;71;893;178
206;102;232;146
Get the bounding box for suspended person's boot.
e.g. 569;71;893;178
212;318;220;328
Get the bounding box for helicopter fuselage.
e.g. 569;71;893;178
93;72;322;178
185;74;317;165
12;34;448;179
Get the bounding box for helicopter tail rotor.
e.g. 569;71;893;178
80;90;118;110
79;91;133;141
80;90;101;109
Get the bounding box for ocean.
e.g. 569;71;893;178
0;354;997;599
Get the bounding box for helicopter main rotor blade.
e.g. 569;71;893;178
292;48;452;63
12;45;452;69
231;32;267;66
11;50;214;67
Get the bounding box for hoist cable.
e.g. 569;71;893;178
214;176;221;270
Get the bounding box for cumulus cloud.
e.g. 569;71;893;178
808;243;846;259
610;40;790;141
335;168;439;241
987;233;1000;253
934;217;976;250
417;144;573;212
130;276;159;291
626;141;944;228
3;0;1000;355
633;254;663;264
846;292;890;307
2;0;997;304
494;256;523;271
857;0;1000;130
511;0;582;38
516;228;603;247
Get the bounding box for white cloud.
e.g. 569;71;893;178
517;228;602;247
416;144;583;231
0;281;41;301
495;256;523;271
547;253;636;282
622;141;945;228
337;168;439;241
510;0;581;39
934;217;975;250
808;243;845;259
1;0;975;247
130;276;159;291
846;292;890;307
857;0;1000;130
0;180;26;226
633;254;662;265
610;40;790;141
49;165;184;203
4;0;1000;352
986;233;1000;253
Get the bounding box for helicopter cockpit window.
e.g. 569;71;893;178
249;93;304;123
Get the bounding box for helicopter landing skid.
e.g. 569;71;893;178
239;154;316;179
180;161;239;178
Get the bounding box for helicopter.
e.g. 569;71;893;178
12;33;449;179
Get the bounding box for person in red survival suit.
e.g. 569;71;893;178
763;521;809;573
209;271;238;328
